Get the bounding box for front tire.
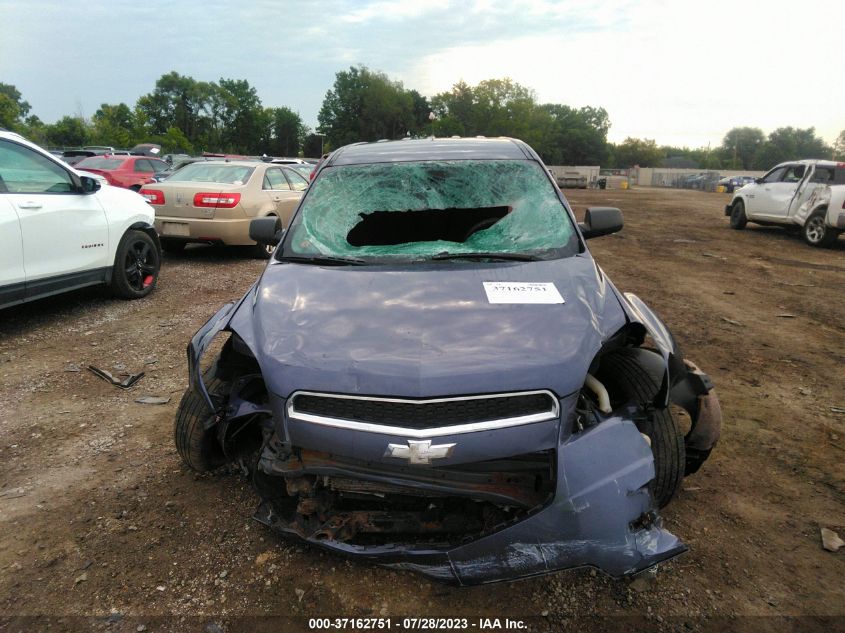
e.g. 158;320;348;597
110;230;160;299
802;211;837;247
597;350;685;508
729;200;747;230
174;377;229;472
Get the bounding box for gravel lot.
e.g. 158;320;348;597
1;187;843;632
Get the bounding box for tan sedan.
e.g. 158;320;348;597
140;161;307;257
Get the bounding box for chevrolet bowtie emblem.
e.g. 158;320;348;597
384;440;456;465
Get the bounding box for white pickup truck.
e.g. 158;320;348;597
725;159;844;247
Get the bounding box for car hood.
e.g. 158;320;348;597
244;255;629;399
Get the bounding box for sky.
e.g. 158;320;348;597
1;0;843;149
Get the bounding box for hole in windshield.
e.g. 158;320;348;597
283;159;577;261
347;206;510;246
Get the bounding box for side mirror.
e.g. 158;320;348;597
79;175;101;193
755;177;764;184
578;207;623;239
250;216;284;246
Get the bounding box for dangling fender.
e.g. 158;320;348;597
613;290;722;474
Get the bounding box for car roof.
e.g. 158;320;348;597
773;159;838;168
328;137;535;166
175;159;264;167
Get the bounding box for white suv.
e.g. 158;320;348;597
725;159;843;247
0;131;161;309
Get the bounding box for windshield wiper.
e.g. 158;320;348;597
429;251;543;262
278;255;367;266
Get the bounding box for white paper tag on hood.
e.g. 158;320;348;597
483;282;564;304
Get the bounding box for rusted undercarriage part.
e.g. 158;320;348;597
253;439;554;547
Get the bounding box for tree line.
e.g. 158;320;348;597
2;69;844;169
0;74;315;158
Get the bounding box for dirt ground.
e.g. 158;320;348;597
1;187;843;633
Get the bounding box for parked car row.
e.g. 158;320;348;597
56;143;163;166
717;175;756;193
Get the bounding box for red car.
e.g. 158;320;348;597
74;155;170;191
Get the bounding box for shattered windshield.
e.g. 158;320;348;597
281;159;577;261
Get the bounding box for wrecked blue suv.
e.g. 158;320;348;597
175;138;721;585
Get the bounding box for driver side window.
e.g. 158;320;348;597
761;167;787;184
0;140;75;193
782;165;805;183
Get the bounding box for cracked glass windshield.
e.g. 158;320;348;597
281;159;577;261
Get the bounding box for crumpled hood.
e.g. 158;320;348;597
247;255;628;399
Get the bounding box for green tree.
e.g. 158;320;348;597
430;78;537;140
752;127;831;169
430;80;474;136
536;104;610;165
613;137;663;167
137;72;217;143
0;83;31;130
267;107;306;157
45;116;89;147
145;126;195;154
719;127;765;169
21;115;47;145
303;132;325;158
0;94;19;130
318;66;416;146
407;89;432;135
218;78;263;153
91;103;136;147
834;130;845;161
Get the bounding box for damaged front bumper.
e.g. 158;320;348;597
252;409;686;586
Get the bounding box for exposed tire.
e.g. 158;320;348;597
729;200;747;230
161;238;187;254
174;377;229;472
597;350;685;508
110;230;160;299
802;210;837;247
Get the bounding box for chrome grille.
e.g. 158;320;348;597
287;390;559;437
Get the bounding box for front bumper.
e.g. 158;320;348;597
254;414;686;585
